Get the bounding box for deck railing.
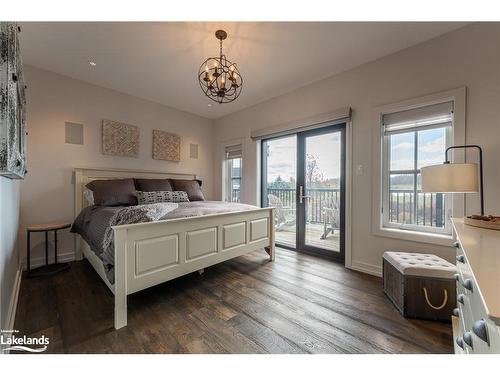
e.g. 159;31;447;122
255;187;445;227
265;188;339;223
231;189;240;203
388;190;445;227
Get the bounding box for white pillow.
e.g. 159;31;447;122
83;189;95;205
136;190;189;204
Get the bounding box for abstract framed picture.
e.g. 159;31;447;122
152;129;180;162
102;119;139;158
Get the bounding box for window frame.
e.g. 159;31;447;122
371;88;466;247
226;157;242;203
221;140;244;203
381;124;453;235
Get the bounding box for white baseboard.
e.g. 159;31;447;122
348;260;382;277
5;266;22;331
27;251;75;270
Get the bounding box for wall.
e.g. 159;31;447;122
21;66;216;265
213;23;500;275
0;178;21;331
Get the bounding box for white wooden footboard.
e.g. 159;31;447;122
112;207;275;329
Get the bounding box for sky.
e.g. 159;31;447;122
265;133;341;182
390;127;446;170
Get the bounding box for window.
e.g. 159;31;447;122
382;101;453;235
224;144;242;203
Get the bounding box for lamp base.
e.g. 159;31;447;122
464;215;500;231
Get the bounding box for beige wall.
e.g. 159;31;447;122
213;23;500;275
20;66;216;265
0;178;21;330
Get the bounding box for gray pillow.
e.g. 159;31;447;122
86;178;137;206
171;179;205;201
136;190;189;205
134;178;173;192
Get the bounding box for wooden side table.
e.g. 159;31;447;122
27;222;72;277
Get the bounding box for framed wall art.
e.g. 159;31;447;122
152;129;180;162
102;119;139;158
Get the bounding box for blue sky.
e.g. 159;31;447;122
390;127;446;171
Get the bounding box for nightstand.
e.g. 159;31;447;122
27;222;72;277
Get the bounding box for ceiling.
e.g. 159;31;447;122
19;22;467;119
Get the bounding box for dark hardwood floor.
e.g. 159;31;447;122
14;247;453;354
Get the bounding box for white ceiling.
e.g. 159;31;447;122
19;22;467;119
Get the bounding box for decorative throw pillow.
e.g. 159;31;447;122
136;190;190;205
85;178;137;206
134;178;173;192
171;179;205;201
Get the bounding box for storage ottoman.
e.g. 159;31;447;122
383;251;457;322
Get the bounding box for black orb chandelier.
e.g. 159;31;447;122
198;30;243;104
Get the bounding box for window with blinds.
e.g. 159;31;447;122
224;144;242;203
383;101;453;135
225;144;243;160
381;101;453;234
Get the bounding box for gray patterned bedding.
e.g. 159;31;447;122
71;201;257;283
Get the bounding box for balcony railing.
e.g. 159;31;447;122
231;189;241;203
254;187;445;228
389;190;445;227
265;188;339;224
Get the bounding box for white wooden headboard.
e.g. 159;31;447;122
74;167;198;217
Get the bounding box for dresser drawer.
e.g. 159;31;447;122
455;243;500;354
467;288;500;353
457;288;473;332
455;246;470;278
456;274;474;327
452;219;500;354
452;315;466;354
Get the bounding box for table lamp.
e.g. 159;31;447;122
421;145;498;230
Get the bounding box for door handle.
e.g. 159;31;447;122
299;186;311;204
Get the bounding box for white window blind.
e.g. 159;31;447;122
225;144;242;159
383;101;453;135
250;107;351;140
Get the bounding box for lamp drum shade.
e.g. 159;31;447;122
421;163;479;193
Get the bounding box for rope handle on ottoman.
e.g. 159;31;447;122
422;288;448;310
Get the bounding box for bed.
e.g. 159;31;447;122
73;168;275;329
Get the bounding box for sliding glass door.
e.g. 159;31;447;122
261;135;297;247
262;123;345;262
297;125;345;260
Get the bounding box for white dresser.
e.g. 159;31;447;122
452;218;500;354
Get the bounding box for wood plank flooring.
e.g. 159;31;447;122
13;247;453;354
276;223;340;252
